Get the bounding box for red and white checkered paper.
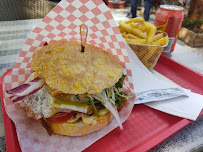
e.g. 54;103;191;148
1;0;135;151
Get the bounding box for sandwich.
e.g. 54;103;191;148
6;40;128;136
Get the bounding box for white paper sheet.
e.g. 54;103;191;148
146;90;203;120
125;43;203;120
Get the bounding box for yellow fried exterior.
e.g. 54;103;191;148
31;40;123;94
45;112;114;136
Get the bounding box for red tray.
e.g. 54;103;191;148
1;54;203;152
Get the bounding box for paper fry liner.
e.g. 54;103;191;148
1;0;135;151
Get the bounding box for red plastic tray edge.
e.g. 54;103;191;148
1;54;203;152
0;68;21;152
129;119;192;152
160;54;203;77
134;54;203;152
130;54;203;152
155;54;203;94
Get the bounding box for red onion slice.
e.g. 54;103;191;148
6;84;30;95
10;95;28;103
6;77;44;102
44;42;48;46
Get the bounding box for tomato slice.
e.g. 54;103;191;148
47;112;76;123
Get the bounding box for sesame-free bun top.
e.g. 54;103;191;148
31;41;123;94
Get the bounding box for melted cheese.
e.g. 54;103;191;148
81;114;97;125
98;108;109;116
65;109;109;125
66;113;81;123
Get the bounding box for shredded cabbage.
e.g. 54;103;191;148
92;90;123;130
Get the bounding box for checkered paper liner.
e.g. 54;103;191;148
1;0;135;151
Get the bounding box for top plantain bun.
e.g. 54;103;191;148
31;40;123;95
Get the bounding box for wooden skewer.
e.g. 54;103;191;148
80;24;88;53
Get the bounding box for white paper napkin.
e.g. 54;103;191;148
125;43;203;120
125;43;188;103
146;90;203;120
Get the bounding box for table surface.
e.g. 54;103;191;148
0;18;203;152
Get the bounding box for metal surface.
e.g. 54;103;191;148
160;5;184;11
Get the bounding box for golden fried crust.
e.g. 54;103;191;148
17;99;58;120
17;101;38;119
44;112;114;136
31;41;123;94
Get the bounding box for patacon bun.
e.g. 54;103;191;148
16;40;127;136
31;40;123;94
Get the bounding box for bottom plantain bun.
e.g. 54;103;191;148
42;112;114;136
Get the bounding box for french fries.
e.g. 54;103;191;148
125;38;146;44
139;24;147;32
119;17;169;70
154;33;163;42
122;33;139;39
145;22;156;45
128;22;141;29
152;36;169;46
118;17;169;46
125;17;145;24
118;21;146;39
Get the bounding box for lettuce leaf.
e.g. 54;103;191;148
115;74;126;88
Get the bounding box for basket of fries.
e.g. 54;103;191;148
118;17;169;70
